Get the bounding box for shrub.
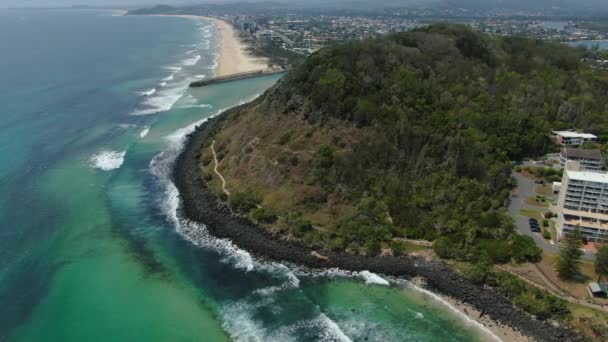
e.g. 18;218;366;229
328;236;347;251
542;230;551;240
218;192;228;201
543;219;549;227
201;155;212;166
434;237;457;259
289;155;299;166
515;166;522;172
390;240;406;256
286;212;313;236
511;235;542;263
250;207;278;223
216;151;226;161
478;239;511;264
544;212;554;219
364;239;381;256
276;131;292;145
229;190;260;213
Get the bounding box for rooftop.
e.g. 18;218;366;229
553;130;597;139
567;170;608;183
561;148;603;160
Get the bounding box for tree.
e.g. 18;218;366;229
511;235;542;263
595;246;608;282
556;229;583;280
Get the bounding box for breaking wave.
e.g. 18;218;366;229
130;82;190;116
90;150;126;171
182;55;201;66
139;127;150;138
138;88;156;96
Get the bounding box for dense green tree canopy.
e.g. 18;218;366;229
246;24;608;261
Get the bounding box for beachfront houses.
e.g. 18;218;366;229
556;161;608;243
553;130;598;146
559;147;604;171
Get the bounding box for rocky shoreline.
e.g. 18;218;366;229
173;110;582;342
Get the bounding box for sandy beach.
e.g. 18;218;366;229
202;16;270;77
151;15;269;77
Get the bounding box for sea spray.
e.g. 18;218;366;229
90;150;126;171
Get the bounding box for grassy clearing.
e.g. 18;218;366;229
535;184;554;196
519;208;544;221
525;196;550;208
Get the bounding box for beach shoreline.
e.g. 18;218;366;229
172;110;581;342
145;14;270;77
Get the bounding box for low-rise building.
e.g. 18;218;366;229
553;130;598;146
559;147;604;171
556;161;608;243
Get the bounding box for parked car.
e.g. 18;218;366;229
529;219;541;232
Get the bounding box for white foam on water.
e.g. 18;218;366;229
293;267;393;287
359;271;390;286
130;82;191;116
195;74;207;79
186;49;197;55
139;127;150;138
408;283;503;342
90;150;126;171
220;300;352;342
182;55;201;66
149;93;305;285
163;66;182;72
207;55;219;71
175;94;213;110
116;123;137;129
138;88;157;96
159;81;167;87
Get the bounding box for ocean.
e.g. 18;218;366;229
0;9;498;341
568;40;608;50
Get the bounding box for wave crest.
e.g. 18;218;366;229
90;150;126;171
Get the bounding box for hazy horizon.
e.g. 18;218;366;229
2;0;608;11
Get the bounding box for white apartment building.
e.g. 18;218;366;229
559;148;604;171
556;161;608;242
553;130;598;146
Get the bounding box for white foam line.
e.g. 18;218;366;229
359;271;390;286
182;55;201;66
139;127;150;138
138;88;156;96
408;283;503;342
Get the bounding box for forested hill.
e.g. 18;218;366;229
202;24;608;262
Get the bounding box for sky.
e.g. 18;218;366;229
1;0;607;10
0;0;197;8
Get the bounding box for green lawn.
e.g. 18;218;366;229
519;208;544;221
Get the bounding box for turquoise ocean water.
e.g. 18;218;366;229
0;9;499;341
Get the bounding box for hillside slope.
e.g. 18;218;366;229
199;24;608;261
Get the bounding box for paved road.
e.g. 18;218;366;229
508;170;596;261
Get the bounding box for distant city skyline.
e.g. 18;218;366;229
2;0;608;10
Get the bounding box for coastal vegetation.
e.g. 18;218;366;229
201;24;608;265
557;229;584;280
464;263;571;321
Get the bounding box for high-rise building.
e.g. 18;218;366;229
556;161;608;242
